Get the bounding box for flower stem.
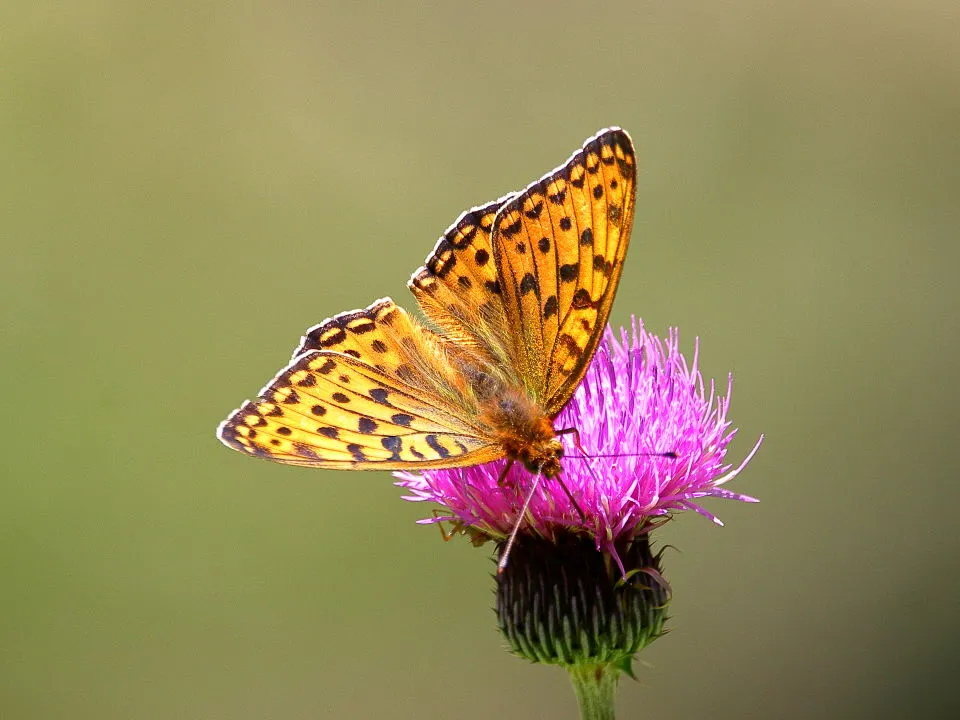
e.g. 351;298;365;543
568;663;619;720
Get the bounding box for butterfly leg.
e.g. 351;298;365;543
555;427;592;523
436;522;456;542
496;459;516;487
431;509;459;542
431;511;489;546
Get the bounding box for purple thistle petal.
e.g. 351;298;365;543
395;318;762;553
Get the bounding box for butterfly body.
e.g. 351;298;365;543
218;128;636;491
475;381;564;477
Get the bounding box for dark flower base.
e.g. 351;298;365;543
495;531;669;668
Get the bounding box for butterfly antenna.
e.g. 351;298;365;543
566;451;679;460
498;468;543;575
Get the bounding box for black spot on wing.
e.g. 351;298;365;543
381;436;403;460
519;273;539;297
544;295;558;318
319;328;346;347
571;289;594;309
369;388;391;405
593;254;614;276
559;262;578;282
347;443;366;461
559;333;583;359
425;434;451;459
501;216;523;238
348;320;376;334
294;443;320;459
391;413;414;427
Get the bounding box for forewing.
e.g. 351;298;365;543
219;299;503;469
490;128;636;415
218;351;502;469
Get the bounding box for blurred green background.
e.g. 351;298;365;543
3;1;958;717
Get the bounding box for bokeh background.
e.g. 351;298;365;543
3;1;959;718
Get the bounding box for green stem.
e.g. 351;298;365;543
568;663;619;720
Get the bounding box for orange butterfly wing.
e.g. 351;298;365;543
217;298;502;469
218;128;636;467
491;128;636;415
407;128;636;417
408;197;517;375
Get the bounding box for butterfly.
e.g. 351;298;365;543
217;128;636;495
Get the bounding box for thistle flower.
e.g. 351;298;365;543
395;319;762;720
396;318;761;568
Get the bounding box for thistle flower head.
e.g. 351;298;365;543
396;319;762;571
